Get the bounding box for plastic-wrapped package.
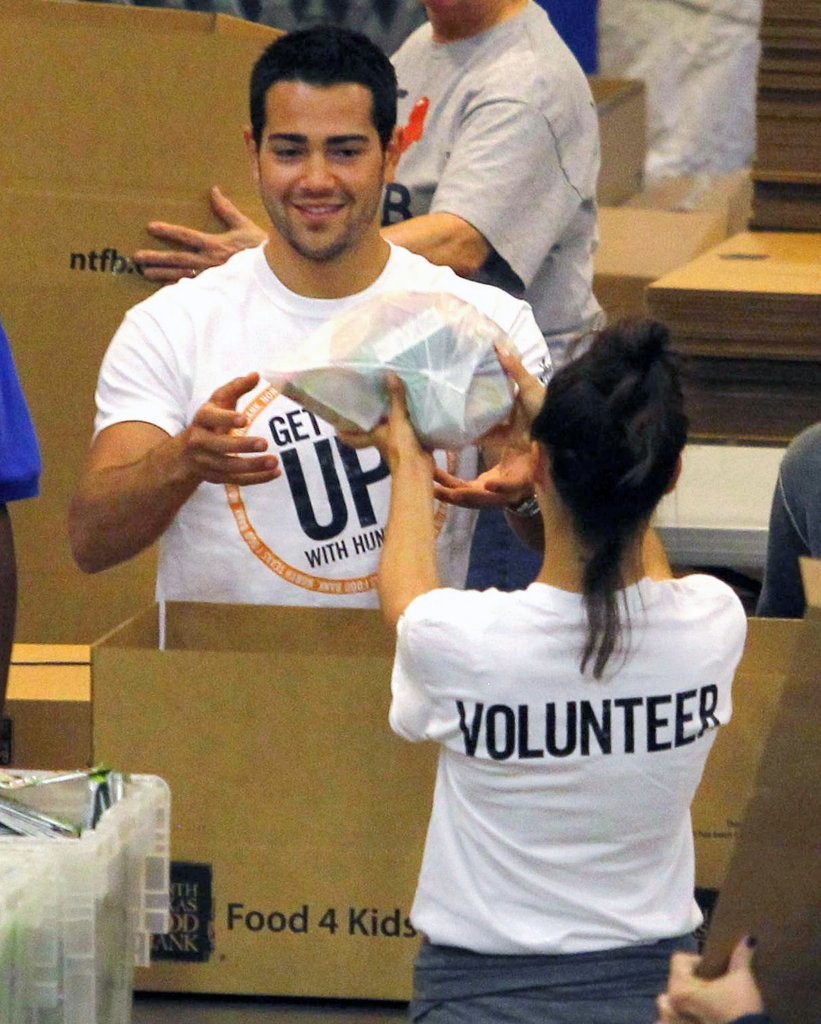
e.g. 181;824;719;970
265;291;518;448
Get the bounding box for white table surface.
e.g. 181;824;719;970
654;443;786;571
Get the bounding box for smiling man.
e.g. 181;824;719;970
68;27;549;608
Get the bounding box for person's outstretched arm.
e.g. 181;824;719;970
340;375;439;628
69;373;280;573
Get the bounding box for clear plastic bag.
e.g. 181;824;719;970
265;291;518;448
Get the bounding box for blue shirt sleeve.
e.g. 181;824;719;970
0;318;41;503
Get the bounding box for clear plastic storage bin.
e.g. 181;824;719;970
0;772;170;1024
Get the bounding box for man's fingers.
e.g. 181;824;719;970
432;467;469;488
199;455;281;486
208;372;261;411
133;245;208;280
144;221;207;250
136;264;191;284
210;186;249;228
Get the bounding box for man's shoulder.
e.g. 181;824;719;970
381;246;543;361
384;245;529;315
390;19;433;65
129;246;262;320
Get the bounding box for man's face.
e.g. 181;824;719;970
247;80;393;264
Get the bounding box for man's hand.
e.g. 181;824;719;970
433;450;535;509
655;937;765;1024
68;371;279;574
134;187;267;284
181;372;281;486
434;343;546;510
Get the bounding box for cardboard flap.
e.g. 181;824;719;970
800;556;821;608
699;591;821;1024
92;602;397;657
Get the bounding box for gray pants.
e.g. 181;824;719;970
410;934;697;1024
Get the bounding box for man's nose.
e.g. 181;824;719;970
302;153;335;189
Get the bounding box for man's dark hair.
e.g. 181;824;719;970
249;26;398;149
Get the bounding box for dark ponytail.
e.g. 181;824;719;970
532;319;688;678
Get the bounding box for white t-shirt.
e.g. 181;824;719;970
391;574;747;954
95;243;548;606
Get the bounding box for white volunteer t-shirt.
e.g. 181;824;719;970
391;574;747;954
95;243;548;606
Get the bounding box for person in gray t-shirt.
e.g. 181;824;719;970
756;422;821;619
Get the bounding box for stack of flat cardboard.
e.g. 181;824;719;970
646;231;821;441
753;0;821;230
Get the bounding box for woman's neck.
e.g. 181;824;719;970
535;490;646;593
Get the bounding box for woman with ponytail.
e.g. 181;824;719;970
361;319;747;1024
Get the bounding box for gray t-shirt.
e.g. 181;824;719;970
385;1;603;364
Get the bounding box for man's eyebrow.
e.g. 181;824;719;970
266;132;371;144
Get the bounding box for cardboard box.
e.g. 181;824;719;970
588;77;647;205
0;0;280;644
1;643;92;769
690;617;802;889
91;600;805;999
593;206;727;321
624;170;753;237
699;559;821;1024
92;603;437;1000
593;172;752;322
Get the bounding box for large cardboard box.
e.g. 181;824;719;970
92;603;437;1000
593;171;752;322
0;0;279;644
699;560;821;1024
588;77;647;205
91;601;804;999
623;170;753;238
690;617;802;889
646;231;821;441
594;206;727;322
1;644;92;769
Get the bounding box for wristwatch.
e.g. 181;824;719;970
505;494;541;518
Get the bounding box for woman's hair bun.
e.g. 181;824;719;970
620;319;670;372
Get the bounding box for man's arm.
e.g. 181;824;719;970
68;373;280;573
134;192;491;284
381;212;490;278
0;504;16;716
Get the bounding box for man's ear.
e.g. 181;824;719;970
244;126;260;186
383;127;401;182
664;453;683;495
